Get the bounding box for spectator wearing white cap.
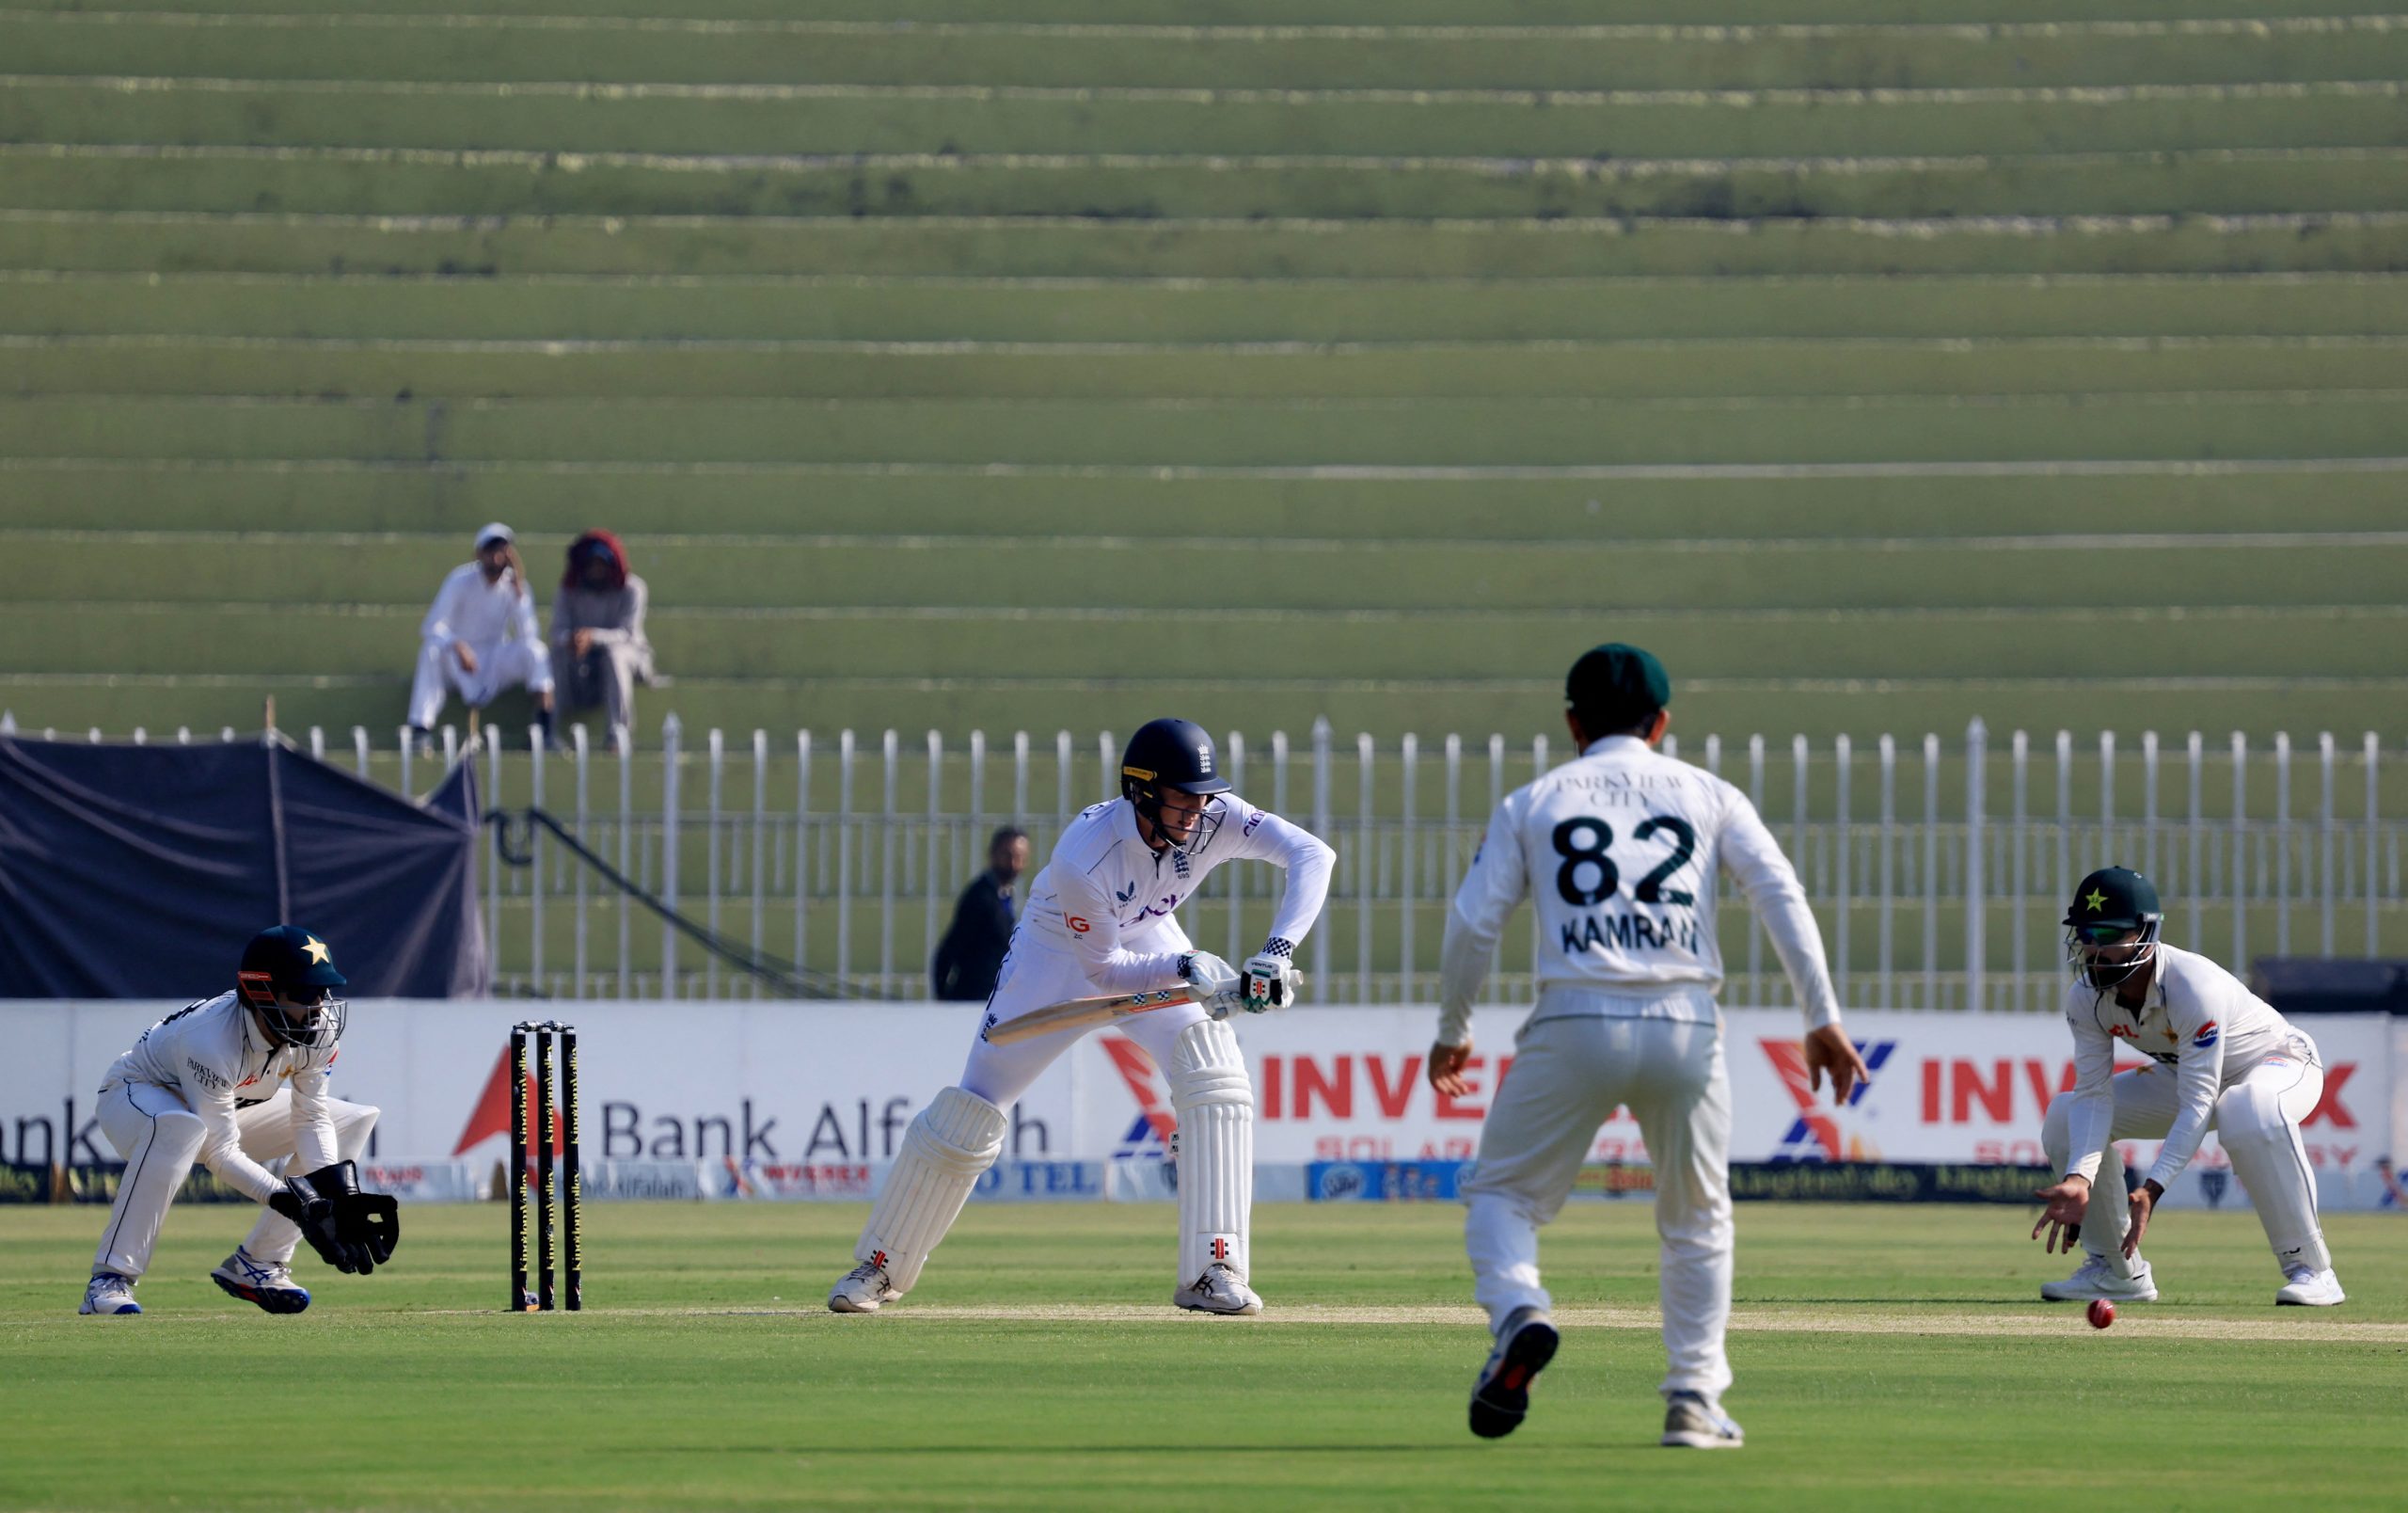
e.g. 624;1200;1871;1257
406;522;555;745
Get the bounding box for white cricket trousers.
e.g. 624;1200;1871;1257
957;933;1211;1108
90;1081;380;1281
2040;1034;2331;1275
1463;990;1733;1406
407;635;552;729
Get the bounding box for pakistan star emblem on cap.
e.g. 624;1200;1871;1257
302;935;332;964
2083;889;2108;913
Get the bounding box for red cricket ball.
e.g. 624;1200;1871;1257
2086;1298;2116;1330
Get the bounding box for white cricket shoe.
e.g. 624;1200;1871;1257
2040;1253;2158;1303
1468;1307;1560;1440
211;1247;311;1314
827;1260;901;1314
1662;1391;1745;1449
2274;1266;2346;1307
79;1273;141;1315
1173;1263;1262;1315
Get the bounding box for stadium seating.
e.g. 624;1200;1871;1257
1;0;2402;747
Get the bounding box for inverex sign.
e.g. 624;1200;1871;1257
1;1002;2391;1192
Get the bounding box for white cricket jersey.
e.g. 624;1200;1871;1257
1012;791;1336;999
2057;943;2316;1189
1437;734;1840;1043
99;993;341;1202
420;562;541;651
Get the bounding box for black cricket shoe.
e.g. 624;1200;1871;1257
1468;1307;1559;1439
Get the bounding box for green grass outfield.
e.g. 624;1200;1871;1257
2;1202;2402;1511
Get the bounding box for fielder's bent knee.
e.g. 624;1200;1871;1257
2039;1096;2071;1164
152;1108;207;1156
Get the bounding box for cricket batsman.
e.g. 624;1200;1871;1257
1431;644;1868;1447
2031;866;2344;1307
80;926;399;1316
829;717;1334;1316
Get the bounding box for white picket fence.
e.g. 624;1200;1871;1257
14;713;2401;1009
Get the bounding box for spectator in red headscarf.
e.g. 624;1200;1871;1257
548;530;654;750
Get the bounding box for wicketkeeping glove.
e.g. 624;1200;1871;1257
269;1171;366;1275
1178;950;1242;1019
1240;939;1303;1013
305;1159;402;1271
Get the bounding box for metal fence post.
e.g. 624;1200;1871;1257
1054;729;1072;833
2274;731;2292;957
572;725;589;998
353;725;370;777
1965;718;1985;1014
530;725;546;995
2010;729;2028;1013
837;729;855;992
1878;733;1895;1011
1922;733;1940;1010
1749;734;1766;1000
1833;734;1852;1010
486;733;504;991
2142;731;2160;885
2319;732;2337;957
2230;732;2248;972
2097;731;2115;881
660;714;682;998
880;729;899;999
1225;731;1246;962
795;731;814;982
616;732;632;996
752;730;768;996
1358;733;1375;1006
1311;718;1332;993
706;727;724;1000
2366;733;2381;958
2186;731;2203;950
927;730;944;998
1400;732;1418;1006
1012;730;1029;826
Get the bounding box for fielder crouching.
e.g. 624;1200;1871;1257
80;926;399;1317
2031;867;2343;1309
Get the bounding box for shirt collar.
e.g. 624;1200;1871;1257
1581;735;1651;758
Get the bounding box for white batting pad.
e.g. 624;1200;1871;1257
1169;1018;1254;1282
855;1085;1007;1293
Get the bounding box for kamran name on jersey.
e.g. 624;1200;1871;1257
1561;911;1699;954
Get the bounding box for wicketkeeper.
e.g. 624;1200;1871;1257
830;718;1334;1317
80;926;399;1316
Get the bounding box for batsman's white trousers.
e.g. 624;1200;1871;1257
90;1082;379;1281
1463;988;1733;1406
407;635;552;728
2041;1034;2330;1275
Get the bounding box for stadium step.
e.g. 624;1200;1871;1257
6;457;2404;538
8;333;2407;402
9;76;2405;160
3;530;2403;613
3;603;2400;682
8;272;2408;343
6;11;2403;91
7;143;2407;221
11;209;2405;280
3;391;2405;466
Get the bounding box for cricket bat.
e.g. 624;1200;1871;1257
982;986;1197;1045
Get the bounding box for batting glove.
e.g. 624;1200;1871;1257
1240;938;1302;1013
1179;951;1242;1018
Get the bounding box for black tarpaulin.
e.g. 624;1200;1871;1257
0;736;485;998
